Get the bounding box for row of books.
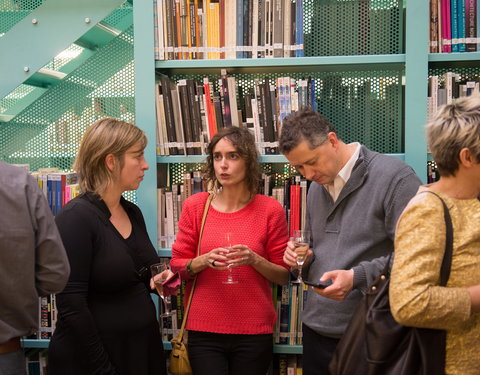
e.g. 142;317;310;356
430;0;479;53
427;72;480;120
153;0;304;60
270;354;303;375
158;276;308;348
21;167;80;341
274;282;307;346
157;171;309;248
25;350;48;375
30;169;80;215
155;71;318;156
427;161;441;184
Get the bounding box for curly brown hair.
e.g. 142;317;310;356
203;127;260;197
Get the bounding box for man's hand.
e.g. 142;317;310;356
309;269;354;301
283;239;313;268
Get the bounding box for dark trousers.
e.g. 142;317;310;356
302;324;340;375
187;331;273;375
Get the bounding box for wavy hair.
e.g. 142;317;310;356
203;126;260;197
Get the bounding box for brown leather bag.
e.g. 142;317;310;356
330;192;452;375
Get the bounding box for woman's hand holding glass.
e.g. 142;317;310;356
150;261;174;316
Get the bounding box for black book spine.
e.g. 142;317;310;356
177;81;194;155
160;77;178;154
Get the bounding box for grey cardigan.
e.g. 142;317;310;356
302;146;421;338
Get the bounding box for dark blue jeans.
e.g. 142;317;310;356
187;331;273;375
302;324;340;375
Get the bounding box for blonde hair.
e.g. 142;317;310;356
426;94;480;177
74;117;147;195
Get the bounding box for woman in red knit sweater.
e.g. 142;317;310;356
170;126;290;375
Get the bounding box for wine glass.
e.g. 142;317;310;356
150;260;172;316
291;229;310;284
222;232;239;284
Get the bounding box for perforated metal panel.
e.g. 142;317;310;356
168;162;298;189
1;13;136;200
171;68;403;154
0;0;44;36
303;0;403;56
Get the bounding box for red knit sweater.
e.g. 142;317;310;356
171;192;289;334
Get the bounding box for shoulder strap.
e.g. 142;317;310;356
176;193;214;341
425;191;453;286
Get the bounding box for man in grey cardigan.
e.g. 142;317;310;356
0;162;70;375
279;108;421;375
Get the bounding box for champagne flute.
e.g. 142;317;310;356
222;232;239;284
291;229;310;284
150;261;172;316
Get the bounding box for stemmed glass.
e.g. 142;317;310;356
223;232;239;284
291;229;310;284
150;260;172;316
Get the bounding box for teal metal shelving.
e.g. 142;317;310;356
156;54;406;68
429;51;480;62
156;154;406;164
21;338;301;355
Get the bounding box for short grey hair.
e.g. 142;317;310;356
426;94;480;177
279;107;336;153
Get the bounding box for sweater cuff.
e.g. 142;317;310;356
351;265;367;292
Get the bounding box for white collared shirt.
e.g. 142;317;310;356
324;143;360;202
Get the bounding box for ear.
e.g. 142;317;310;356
458;148;476;168
327;132;340;148
105;153;116;172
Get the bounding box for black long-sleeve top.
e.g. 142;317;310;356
48;193;166;375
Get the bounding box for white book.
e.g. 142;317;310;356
225;0;237;59
252;0;259;58
428;75;438;116
157;188;167;248
155;83;166;155
156;0;165;60
443;71;453;104
283;0;291;57
227;76;239;126
165;191;175;248
171;86;187;155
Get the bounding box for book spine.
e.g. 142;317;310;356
465;0;477;51
430;0;439;53
295;0;303;57
236;0;244;58
441;0;452;52
457;0;466;52
203;78;217;137
177;80;194;154
219;0;225;59
220;70;232;126
272;0;283;57
283;0;291;58
450;0;459;52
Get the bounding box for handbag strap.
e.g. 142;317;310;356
426;191;453;286
176;193;213;341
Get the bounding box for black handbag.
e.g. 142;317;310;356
329;191;453;375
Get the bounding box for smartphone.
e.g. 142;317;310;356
303;280;333;289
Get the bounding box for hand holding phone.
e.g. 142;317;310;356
303;280;333;289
